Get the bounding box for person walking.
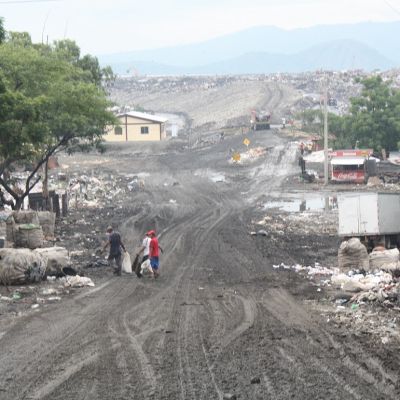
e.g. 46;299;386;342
149;230;163;279
102;226;126;276
136;231;153;278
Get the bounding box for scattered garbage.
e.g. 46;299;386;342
47;296;62;301
63;275;94;288
273;262;336;276
41;288;59;295
12;292;22;300
275;254;400;342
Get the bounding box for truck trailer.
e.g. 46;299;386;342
338;193;400;249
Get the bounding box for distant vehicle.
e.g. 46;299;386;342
250;110;271;130
328;97;337;107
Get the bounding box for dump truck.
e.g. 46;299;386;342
250;110;271;130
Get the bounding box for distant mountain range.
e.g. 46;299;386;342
98;21;400;75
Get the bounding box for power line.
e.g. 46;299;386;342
383;0;400;15
0;0;62;4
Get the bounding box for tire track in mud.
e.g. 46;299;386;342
253;288;399;399
153;205;241;399
0;282;131;399
75;188;236;399
172;212;232;400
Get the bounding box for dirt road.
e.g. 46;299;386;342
0;130;399;399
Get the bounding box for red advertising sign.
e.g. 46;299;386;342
332;170;365;183
329;149;373;158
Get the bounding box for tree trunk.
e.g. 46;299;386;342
14;196;24;211
43;158;49;199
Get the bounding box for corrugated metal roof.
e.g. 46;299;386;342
118;111;168;123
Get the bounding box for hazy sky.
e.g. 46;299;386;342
1;0;399;55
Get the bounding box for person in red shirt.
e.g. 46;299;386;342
148;230;162;278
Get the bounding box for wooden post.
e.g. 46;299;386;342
53;194;61;218
62;193;68;217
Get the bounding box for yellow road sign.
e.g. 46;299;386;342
243;138;250;147
232;152;241;162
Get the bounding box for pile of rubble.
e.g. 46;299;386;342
65;172;144;209
229;147;269;164
254;211;337;236
273;239;400;342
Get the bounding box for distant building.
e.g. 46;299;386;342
329;149;376;184
104;111;168;142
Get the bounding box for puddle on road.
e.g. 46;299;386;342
264;195;338;212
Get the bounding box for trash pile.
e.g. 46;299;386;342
228;147;268;164
67;173;130;208
274;241;400;308
0;274;94;314
0;246;71;285
273;241;400;341
45;170;146;209
255;212;337;236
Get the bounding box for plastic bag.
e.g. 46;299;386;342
122;252;132;274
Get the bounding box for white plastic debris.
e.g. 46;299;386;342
47;296;61;301
64;275;95;288
41;288;59;295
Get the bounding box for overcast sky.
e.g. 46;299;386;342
1;0;399;55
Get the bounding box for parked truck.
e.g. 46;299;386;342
338;193;400;249
250;110;271;130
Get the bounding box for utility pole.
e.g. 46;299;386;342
324;80;329;185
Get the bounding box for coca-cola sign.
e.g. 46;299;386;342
332;171;364;182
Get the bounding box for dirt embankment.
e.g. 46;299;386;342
110;77;301;130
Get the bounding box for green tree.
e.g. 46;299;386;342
297;109;324;136
0;33;116;210
0;18;5;44
334;76;400;151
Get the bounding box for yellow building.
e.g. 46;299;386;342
104;111;168;142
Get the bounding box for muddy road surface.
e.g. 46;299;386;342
0;130;399;399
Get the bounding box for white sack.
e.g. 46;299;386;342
369;248;400;271
0;248;47;285
64;275;94;288
338;238;369;271
122;252;132;274
34;247;70;275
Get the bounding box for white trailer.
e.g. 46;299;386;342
338;193;400;247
